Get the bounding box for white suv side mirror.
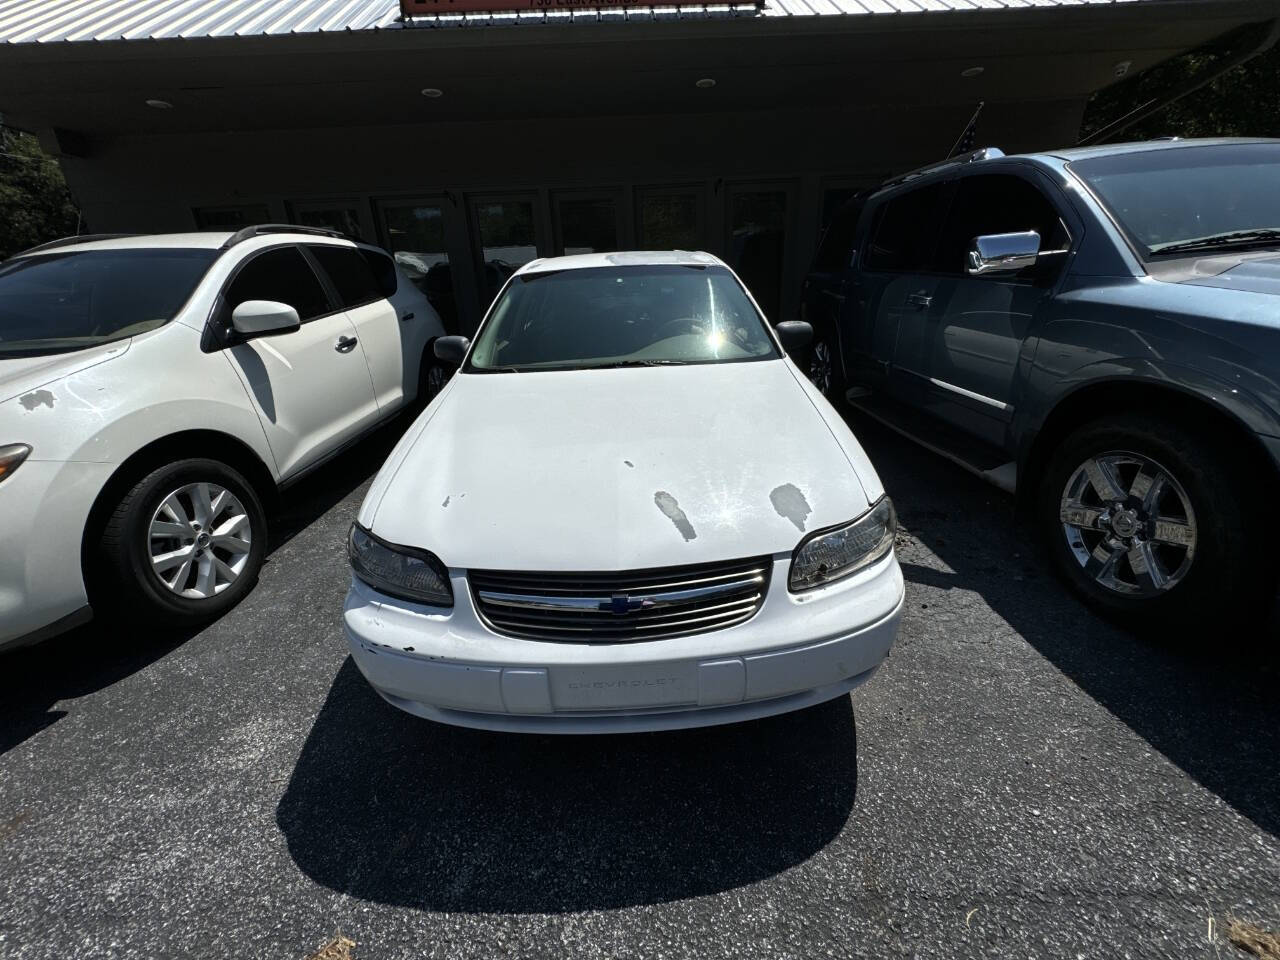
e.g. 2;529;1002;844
231;300;301;338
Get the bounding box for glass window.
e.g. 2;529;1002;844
556;197;618;255
292;204;367;241
381;201;453;329
1071;143;1280;256
933;174;1070;275
467;264;779;372
307;245;382;308
727;190;788;321
193;205;270;231
473;198;537;308
0;248;217;357
813;196;866;273
226;247;330;322
863;182;949;273
360;249;398;299
638;192;700;249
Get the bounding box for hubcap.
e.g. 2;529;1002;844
148;482;252;599
1059;452;1197;597
426;364;447;399
809;340;833;395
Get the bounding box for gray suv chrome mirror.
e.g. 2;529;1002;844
967;231;1041;276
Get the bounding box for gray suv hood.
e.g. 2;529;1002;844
1152;250;1280;295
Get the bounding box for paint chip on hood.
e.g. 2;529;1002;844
770;483;812;532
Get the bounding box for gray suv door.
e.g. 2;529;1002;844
920;171;1074;446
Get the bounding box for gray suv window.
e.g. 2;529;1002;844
864;182;948;272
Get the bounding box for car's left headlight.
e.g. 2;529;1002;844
347;523;454;607
789;496;896;591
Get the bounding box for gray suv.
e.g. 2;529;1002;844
802;138;1280;628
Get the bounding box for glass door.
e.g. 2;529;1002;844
553;192;621;256
287;198;374;242
376;198;459;333
636;186;705;251
470;194;542;309
725;183;795;323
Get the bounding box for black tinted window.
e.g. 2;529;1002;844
308;245;382;308
360;249;398;298
0;248;216;357
934;174;1069;274
864;183;948;272
226;247;330;321
813;197;865;272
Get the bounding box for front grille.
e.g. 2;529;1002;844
469;556;772;643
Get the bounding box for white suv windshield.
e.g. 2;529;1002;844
0;248;218;357
466;264;779;372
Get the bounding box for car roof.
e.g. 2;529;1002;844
1028;136;1280;164
516;250;726;275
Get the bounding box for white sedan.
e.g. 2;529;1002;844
0;226;445;650
345;251;904;733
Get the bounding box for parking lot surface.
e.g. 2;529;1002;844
1;412;1277;960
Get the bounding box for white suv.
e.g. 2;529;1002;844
0;225;446;650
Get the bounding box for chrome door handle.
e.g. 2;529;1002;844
335;335;358;353
905;293;933;310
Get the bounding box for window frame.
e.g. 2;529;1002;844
203;242;344;352
859;177;955;276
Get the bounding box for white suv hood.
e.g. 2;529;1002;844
365;360;874;572
0;341;129;406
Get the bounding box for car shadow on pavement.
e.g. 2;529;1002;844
852;414;1280;840
277;657;858;913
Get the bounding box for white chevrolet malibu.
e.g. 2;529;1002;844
345;252;904;733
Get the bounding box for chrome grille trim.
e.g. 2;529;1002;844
469;557;771;643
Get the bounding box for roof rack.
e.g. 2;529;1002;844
880;147;1005;189
220;223;349;250
11;233;138;258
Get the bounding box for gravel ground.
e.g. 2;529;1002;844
1;411;1277;960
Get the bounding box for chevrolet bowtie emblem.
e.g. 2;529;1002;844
606;592;644;615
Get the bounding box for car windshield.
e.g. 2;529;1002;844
0;248;218;357
465;264;779;372
1071;143;1280;257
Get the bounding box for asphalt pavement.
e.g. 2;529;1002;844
1;411;1277;960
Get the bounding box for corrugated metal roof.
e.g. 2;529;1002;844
0;0;1147;42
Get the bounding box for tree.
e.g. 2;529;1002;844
0;126;80;260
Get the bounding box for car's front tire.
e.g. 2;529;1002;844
97;458;268;627
413;345;450;413
805;323;847;402
1038;413;1269;632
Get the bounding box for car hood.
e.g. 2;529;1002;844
365;360;873;571
1153;250;1280;295
0;341;130;406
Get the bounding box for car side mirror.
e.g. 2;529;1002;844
775;321;813;356
434;335;470;365
231;300;301;338
967;231;1040;276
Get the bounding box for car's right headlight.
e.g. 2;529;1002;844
347;523;454;607
0;444;31;485
789;496;896;591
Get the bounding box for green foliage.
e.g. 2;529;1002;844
0;127;79;260
1081;27;1280;143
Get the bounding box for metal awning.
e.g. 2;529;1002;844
0;0;1151;42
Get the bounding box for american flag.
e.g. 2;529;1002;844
948;101;985;158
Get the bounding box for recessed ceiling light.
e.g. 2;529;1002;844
145;98;174;109
421;87;444;98
960;66;984;79
695;78;716;89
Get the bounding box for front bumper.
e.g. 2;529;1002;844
344;552;904;733
0;459;112;650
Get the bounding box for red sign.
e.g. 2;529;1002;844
402;0;704;13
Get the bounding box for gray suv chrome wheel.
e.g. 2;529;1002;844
808;339;834;395
1059;451;1197;597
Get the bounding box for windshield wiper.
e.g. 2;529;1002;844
1150;228;1280;256
589;359;692;369
471;365;523;373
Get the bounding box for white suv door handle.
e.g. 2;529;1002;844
335;335;358;353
